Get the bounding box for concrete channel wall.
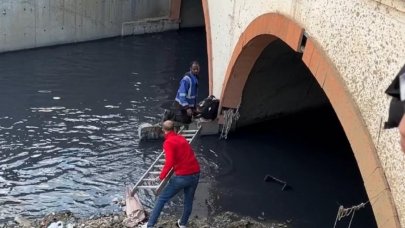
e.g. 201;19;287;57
0;0;175;53
179;0;204;28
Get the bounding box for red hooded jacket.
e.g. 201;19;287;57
159;131;200;180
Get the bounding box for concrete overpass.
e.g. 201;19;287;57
197;0;405;227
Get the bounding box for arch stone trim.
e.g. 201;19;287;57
202;0;214;95
305;37;400;227
220;13;304;108
218;12;400;227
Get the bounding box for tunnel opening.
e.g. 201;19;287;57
209;38;378;227
237;38;328;127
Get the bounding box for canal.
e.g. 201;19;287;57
0;28;376;227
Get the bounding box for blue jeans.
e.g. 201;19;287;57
147;173;200;227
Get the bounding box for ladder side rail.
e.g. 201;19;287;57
155;169;174;195
188;126;201;143
131;151;165;195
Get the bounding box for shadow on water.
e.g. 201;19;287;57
199;104;377;228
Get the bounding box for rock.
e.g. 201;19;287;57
47;221;63;228
112;197;120;204
138;123;163;140
13;208;284;228
39;210;75;228
14;216;32;228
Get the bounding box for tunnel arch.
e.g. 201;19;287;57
212;12;399;227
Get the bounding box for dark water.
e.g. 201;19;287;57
0;28;376;227
198;105;377;227
0;28;207;222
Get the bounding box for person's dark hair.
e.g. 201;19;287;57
190;60;200;67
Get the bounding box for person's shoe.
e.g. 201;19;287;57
176;219;187;228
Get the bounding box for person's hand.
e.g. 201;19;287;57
155;176;161;182
186;108;193;116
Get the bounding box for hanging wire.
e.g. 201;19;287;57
333;203;367;228
332;182;388;228
219;105;240;139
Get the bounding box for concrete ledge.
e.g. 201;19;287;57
198;118;219;136
121;17;180;36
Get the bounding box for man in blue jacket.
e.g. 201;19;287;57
166;61;200;124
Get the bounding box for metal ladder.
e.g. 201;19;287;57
131;124;201;196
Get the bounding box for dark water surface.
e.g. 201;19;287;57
0;28;376;228
198;105;377;228
0;28;207;222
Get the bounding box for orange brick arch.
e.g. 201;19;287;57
201;7;400;228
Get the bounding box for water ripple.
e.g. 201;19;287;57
0;29;205;223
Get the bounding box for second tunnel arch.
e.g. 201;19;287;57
214;13;399;228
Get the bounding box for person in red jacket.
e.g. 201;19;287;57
141;120;200;228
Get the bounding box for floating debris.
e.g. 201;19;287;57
264;175;291;191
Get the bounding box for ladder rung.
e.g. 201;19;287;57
181;130;198;133
149;171;160;175
142;178;159;182
137;185;159;189
183;135;196;138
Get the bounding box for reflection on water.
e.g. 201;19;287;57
0;28;208;222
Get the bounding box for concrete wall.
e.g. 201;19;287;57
180;0;204;28
204;0;405;227
0;0;170;53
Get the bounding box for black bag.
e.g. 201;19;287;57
197;95;219;120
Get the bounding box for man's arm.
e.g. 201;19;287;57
175;77;190;108
160;141;175;180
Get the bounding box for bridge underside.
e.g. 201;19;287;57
237;38;328;127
